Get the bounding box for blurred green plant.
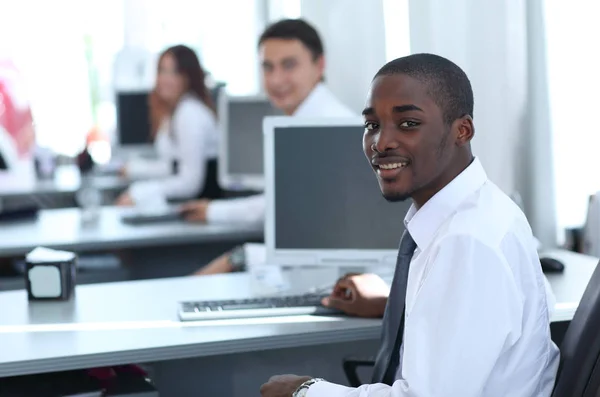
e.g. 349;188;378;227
83;34;99;126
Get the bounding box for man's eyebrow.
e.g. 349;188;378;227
362;107;375;116
393;104;424;113
362;104;424;116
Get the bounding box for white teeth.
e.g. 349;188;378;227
379;163;407;170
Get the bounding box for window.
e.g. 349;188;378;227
0;0;116;156
383;0;411;61
146;0;264;96
545;1;600;230
0;0;267;155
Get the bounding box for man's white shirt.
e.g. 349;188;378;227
307;158;560;397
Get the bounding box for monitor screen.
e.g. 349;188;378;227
273;124;410;251
226;98;280;176
116;91;151;146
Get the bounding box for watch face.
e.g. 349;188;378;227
229;246;246;271
230;248;245;265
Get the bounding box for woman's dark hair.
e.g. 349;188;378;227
149;45;216;138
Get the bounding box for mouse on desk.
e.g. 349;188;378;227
540;257;565;273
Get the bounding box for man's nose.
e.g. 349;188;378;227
373;125;399;153
268;68;286;86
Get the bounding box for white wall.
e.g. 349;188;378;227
409;0;528;198
300;0;387;114
408;0;560;245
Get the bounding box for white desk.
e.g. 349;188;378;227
0;250;596;396
541;249;598;322
0;207;263;285
0;269;380;396
0;207;262;257
0;172;129;210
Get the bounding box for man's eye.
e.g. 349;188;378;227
282;60;297;70
400;121;419;128
364;122;379;131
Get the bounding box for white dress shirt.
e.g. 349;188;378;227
205;83;354;226
127;93;219;202
307;157;560;397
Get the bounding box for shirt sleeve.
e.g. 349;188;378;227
127;101;214;202
307;234;523;397
159;99;215;200
125;157;171;179
206;194;265;225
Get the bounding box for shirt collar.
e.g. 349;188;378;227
404;157;488;250
293;82;328;117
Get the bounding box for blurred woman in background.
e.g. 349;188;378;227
116;45;222;206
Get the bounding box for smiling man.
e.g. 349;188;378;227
183;19;354;275
259;54;559;397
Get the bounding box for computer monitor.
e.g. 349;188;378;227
264;117;411;267
218;93;281;191
116;91;152;146
116;86;224;146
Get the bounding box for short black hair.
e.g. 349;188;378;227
258;19;324;60
375;53;474;125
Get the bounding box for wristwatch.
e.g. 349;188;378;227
228;245;246;272
292;378;324;397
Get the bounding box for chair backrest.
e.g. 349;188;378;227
210;82;226;113
553;260;600;397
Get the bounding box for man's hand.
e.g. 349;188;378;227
322;273;390;318
115;192;134;207
260;374;312;397
180;199;211;223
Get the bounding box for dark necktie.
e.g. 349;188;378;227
371;229;417;385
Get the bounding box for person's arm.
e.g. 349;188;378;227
206;194;265;225
193;243;266;276
304;234;523;397
125;157;171;180
125;127;171;180
193;251;234;275
156;100;211;200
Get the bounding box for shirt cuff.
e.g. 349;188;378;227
128;180;166;206
306;381;354;397
206;200;232;224
205;196;265;225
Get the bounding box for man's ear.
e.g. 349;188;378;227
455;116;475;146
316;55;325;79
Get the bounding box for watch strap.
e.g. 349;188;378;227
228;245;246;272
292;378;324;397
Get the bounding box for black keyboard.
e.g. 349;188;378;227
178;293;342;321
121;208;183;225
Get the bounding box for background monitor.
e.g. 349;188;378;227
114;84;224;153
116;91;151;146
264;117;411;267
218;93;281;191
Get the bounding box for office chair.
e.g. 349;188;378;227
342;356;375;387
343;260;600;396
552;259;600;396
210;82;226;112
